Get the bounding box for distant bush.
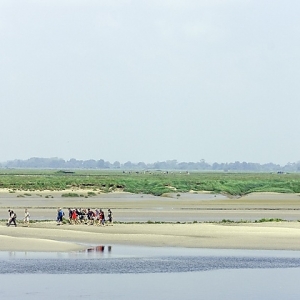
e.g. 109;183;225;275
87;191;97;196
61;193;80;197
255;218;284;223
220;219;235;223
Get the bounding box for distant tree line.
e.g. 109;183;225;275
1;157;300;172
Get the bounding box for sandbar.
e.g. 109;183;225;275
1;221;300;252
1;191;300;252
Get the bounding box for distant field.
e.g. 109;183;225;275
0;169;300;196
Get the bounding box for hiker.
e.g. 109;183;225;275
99;209;105;226
87;208;95;225
23;208;30;226
56;208;64;225
68;208;72;223
7;209;13;224
7;210;17;227
71;209;78;224
107;209;113;226
77;208;85;223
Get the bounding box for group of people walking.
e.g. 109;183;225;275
57;207;113;226
6;207;113;227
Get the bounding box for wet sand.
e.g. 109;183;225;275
0;190;300;251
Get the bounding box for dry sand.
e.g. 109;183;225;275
1;190;300;252
1;221;300;252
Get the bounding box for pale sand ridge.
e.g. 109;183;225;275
1;222;300;252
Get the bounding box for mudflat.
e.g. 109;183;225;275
1;190;300;251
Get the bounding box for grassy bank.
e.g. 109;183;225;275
0;170;300;196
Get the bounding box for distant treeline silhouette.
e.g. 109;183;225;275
1;157;300;172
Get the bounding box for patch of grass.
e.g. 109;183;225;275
61;193;80;197
220;219;235;223
60;218;69;225
87;191;97;196
255;218;285;223
24;193;31;196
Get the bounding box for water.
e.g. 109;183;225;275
1;246;300;299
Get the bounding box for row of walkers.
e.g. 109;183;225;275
57;207;113;226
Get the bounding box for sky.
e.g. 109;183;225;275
1;0;300;165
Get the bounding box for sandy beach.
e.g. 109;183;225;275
1;190;300;252
1;221;300;252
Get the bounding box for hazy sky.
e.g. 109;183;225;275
1;0;300;165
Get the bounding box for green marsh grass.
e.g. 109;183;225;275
61;193;80;197
1;170;300;196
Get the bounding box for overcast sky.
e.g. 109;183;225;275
1;0;300;165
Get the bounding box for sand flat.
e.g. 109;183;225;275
1;222;300;251
1;191;300;251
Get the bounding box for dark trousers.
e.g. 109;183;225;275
7;217;17;226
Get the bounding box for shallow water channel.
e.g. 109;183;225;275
0;246;300;299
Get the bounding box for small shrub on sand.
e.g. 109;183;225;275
221;219;235;223
255;218;284;223
87;191;97;196
61;193;80;197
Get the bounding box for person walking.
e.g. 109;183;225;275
7;209;13;224
99;209;105;226
107;209;113;226
7;210;17;227
23;208;30;226
56;208;64;225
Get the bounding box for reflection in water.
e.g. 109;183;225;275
83;245;112;254
2;247;300;276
